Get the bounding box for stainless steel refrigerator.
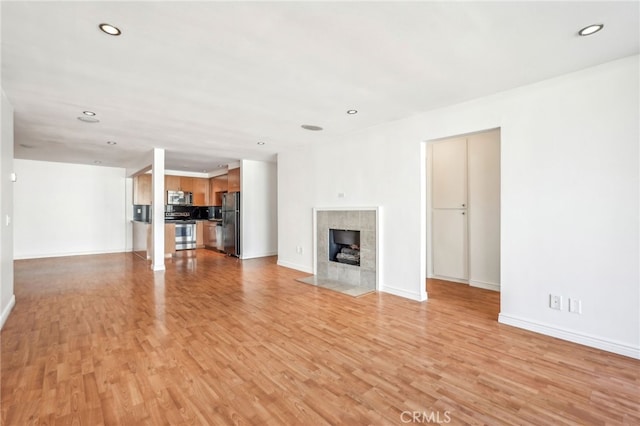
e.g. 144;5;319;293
222;192;240;257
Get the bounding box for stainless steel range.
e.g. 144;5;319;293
165;211;196;250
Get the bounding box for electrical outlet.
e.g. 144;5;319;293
569;298;582;314
338;192;345;198
549;294;562;310
296;246;303;254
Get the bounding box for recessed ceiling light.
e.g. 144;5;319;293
578;24;604;36
301;124;323;131
346;109;358;115
106;141;117;145
99;23;121;36
77;116;100;123
83;111;96;116
217;164;226;168
94;160;102;164
257;141;266;145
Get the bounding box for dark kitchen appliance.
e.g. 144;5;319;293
222;192;240;257
133;205;150;222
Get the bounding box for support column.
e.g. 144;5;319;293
151;148;165;271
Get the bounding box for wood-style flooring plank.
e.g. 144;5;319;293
2;252;639;425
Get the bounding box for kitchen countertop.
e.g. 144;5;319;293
132;219;217;224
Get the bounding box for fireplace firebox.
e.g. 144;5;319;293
329;229;360;266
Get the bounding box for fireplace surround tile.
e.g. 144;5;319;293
360;248;375;269
360;210;376;230
361;270;376;288
314;208;377;290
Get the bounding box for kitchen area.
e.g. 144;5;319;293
132;167;242;260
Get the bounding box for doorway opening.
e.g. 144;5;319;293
424;128;501;306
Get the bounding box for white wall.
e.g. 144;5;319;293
14;160;128;259
0;91;16;328
240;160;278;259
277;149;314;273
277;55;639;358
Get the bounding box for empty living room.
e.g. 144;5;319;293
1;1;639;425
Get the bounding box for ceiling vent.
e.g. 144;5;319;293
301;124;323;131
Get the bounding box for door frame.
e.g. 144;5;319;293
423;127;502;294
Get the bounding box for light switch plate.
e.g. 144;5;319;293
569;298;582;314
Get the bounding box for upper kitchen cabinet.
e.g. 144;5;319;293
210;174;228;206
133;174;152;205
228;167;240;192
179;177;194;193
165;175;181;192
192;178;209;206
165;175;194;192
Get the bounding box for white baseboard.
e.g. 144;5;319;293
0;295;16;330
469;280;500;292
277;259;313;274
499;313;640;360
241;251;278;260
381;285;426;302
431;275;468;285
14;248;126;260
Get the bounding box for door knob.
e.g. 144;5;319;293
462;204;466;207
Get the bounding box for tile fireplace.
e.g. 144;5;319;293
312;208;379;291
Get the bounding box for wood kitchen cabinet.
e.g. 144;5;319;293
165;175;194;192
134;222;175;260
133;174;152;205
179;177;194;193
196;221;205;248
164;176;209;206
192;178;209;206
228;167;240;192
165;175;181;192
210;174;228;206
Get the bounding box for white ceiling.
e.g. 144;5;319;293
2;1;638;174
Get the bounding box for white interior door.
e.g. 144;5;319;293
468;129;501;288
428;129;500;290
431;136;468;281
432;209;468;280
432;137;467;209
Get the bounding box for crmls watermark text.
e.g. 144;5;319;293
400;410;452;424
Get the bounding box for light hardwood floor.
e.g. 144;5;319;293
2;251;639;425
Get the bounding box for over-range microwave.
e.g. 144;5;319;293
167;190;193;206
